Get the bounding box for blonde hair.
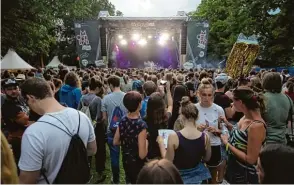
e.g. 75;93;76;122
1;132;19;184
198;78;214;93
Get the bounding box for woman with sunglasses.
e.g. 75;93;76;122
220;87;266;184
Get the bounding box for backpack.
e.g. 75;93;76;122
80;96;97;123
39;111;90;184
109;98;124;135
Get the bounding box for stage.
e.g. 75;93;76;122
74;12;209;69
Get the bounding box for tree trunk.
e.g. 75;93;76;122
40;54;44;68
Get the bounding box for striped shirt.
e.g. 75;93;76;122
229;120;265;174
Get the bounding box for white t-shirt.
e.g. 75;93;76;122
18;108;95;184
195;103;227;146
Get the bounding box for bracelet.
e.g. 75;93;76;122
226;143;229;151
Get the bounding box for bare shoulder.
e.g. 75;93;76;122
250;120;266;130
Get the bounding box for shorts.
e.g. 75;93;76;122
206;145;222;167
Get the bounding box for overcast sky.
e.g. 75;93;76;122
109;0;201;17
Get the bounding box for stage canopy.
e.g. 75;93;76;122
47;56;61;68
1;49;34;70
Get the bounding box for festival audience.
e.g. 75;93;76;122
101;75;126;184
59;72;82;109
140;81;157;118
113;91;148;184
262;72;293;144
1;67;293;184
220;87;266;184
196;79;228;184
285;81;294;101
145;82;173;160
1;131;19;184
168;74;188;129
257;144;294;184
159;96;211;183
18;78;96;184
1;78;30;171
78;77;106;183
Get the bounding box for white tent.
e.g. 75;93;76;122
1;49;34;70
47;56;61;68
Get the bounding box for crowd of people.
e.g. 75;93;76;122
1;65;294;184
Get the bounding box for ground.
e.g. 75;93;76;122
89;147;125;184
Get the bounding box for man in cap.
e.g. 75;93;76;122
1;78;30;169
214;73;234;119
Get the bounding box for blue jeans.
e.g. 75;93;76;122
107;135;120;183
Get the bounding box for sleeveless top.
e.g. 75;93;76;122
173;132;206;169
229;120;266;174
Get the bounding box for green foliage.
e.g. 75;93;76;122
191;0;294;67
1;0;119;66
116;10;124;16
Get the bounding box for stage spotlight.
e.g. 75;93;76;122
160;33;169;41
120;39;127;45
132;33;140;41
138;39;147;46
158;39;166;46
148;35;152;39
118;35;123;39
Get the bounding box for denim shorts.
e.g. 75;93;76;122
179;162;211;184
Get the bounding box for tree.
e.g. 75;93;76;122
116;10;123;16
191;0;294;67
245;0;294;66
1;0;57;61
1;0;118;66
51;0;117;66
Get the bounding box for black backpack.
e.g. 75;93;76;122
39;111;90;184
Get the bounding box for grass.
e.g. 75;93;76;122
89;146;125;184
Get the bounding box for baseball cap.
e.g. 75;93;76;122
215;73;228;84
2;78;19;88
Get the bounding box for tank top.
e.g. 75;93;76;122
173;132;205;170
229;120;266;174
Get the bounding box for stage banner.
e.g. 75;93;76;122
74;20;100;68
184;21;209;69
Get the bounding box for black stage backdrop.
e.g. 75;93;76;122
74;21;100;68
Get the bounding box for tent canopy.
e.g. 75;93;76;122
1;49;34;70
47;56;61;68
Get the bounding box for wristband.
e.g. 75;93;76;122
226;143;229;151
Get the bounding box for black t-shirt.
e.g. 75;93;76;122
185;81;197;103
1;97;29;132
214;92;231;110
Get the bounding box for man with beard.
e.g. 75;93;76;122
1;78;30;171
